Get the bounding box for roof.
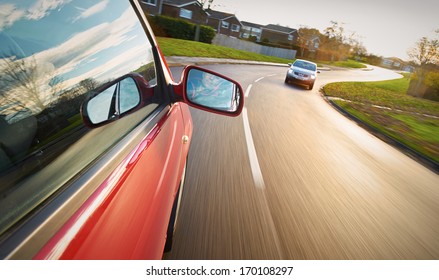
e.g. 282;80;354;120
241;21;263;29
163;0;200;7
206;9;236;20
263;24;297;34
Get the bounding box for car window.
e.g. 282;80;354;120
293;60;316;71
0;1;160;235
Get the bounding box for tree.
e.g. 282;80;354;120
407;31;439;67
0;56;47;115
322;21;345;61
297;27;322;58
321;21;361;61
407;30;439;97
199;0;214;10
194;0;214;41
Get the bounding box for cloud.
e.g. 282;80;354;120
26;0;71;20
73;0;109;22
0;4;25;30
0;0;71;30
0;5;154;117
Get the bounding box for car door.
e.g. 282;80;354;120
0;0;185;259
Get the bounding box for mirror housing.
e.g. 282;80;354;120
81;73;154;128
178;66;244;116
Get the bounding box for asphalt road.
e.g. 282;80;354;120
165;64;439;259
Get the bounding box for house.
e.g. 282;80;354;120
139;0;163;15
240;21;263;42
140;0;208;25
382;57;415;72
161;0;208;24
261;24;298;46
206;9;242;38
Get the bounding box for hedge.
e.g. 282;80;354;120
148;15;215;44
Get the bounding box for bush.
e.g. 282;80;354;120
408;71;439;101
149;15;215;44
199;25;216;44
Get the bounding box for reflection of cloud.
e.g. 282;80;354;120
73;0;109;22
0;4;25;30
27;0;71;20
0;0;70;30
0;6;153;116
34;8;139;81
62;44;148;88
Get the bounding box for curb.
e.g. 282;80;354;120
165;56;289;67
322;94;439;174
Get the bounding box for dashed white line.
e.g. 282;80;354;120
254;77;264;83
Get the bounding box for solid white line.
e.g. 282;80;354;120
242;107;265;189
254;77;264;83
245;84;253;98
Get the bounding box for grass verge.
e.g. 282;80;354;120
323;75;439;166
157;37;292;64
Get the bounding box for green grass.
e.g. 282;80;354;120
324;75;439;116
157;37;292;64
318;59;367;69
326;78;439;164
157;37;370;70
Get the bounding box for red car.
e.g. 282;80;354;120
0;0;243;259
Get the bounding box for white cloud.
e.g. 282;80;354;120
0;7;149;115
73;0;109;22
26;0;71;20
0;4;25;30
0;0;71;30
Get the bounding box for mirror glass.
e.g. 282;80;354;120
85;77;140;125
186;69;241;113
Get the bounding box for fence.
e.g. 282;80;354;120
212;34;296;60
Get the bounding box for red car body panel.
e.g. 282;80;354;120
34;104;188;259
0;0;242;259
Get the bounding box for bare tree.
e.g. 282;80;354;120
407;30;439;97
0;56;46;115
199;0;214;10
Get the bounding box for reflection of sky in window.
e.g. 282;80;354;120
0;0;154;91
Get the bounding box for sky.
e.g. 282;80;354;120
208;0;439;61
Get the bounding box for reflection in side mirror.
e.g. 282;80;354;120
82;76;141;127
185;68;243;115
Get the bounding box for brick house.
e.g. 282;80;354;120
161;0;208;24
206;9;242;38
261;24;298;46
140;0;208;25
240;21;263;42
139;0;163;15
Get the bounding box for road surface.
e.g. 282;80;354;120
165;64;439;259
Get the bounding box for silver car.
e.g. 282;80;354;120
285;59;319;90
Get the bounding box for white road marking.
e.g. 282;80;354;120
242;107;265;189
254;77;264;83
245;84;253;98
267;74;277;77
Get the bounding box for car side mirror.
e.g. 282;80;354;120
181;66;244;116
81;73;153;127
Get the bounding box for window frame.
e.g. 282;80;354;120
141;0;157;6
179;8;192;19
